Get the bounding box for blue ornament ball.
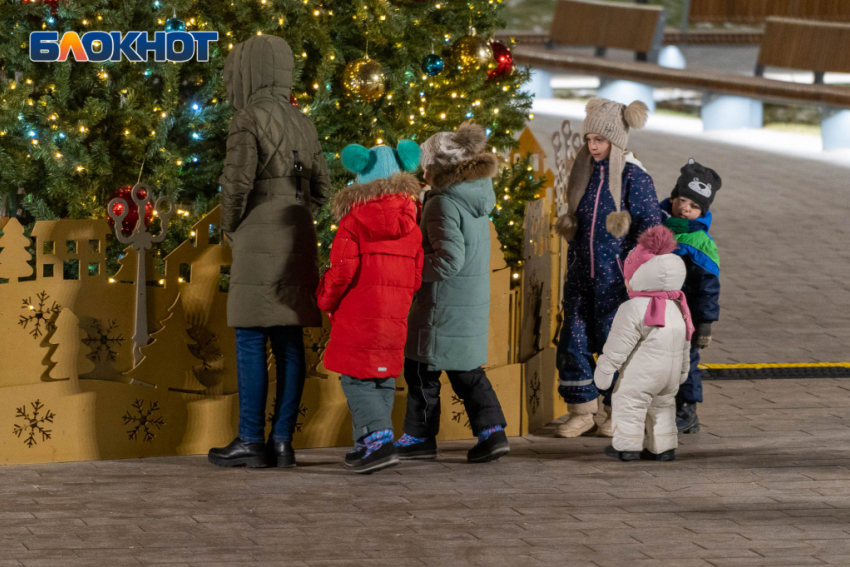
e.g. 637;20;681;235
421;54;444;77
164;18;187;32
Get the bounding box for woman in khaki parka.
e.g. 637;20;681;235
208;35;330;470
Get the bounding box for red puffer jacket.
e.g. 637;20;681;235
317;173;424;379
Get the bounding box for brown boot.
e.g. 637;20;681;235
554;401;598;438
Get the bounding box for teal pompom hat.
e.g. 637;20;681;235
341;140;421;184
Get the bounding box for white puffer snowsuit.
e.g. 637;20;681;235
594;254;691;454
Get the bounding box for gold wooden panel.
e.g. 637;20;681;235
0;188;528;464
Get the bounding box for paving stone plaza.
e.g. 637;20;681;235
2;111;850;566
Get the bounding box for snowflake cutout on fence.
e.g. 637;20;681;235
304;326;330;356
13;400;55;448
528;371;542;416
187;326;223;372
123;399;165;442
19;291;61;339
83;319;125;362
267;401;308;433
451;395;470;429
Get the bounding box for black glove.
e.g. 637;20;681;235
695;322;712;349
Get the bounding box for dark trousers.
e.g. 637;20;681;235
678;345;703;404
402;357;507;438
236;326;305;444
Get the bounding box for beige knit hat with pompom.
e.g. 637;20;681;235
554;98;648;241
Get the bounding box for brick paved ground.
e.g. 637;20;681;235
3;378;850;566
3;104;850;567
529;114;850;364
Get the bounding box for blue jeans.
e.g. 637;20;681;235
236;326;305;444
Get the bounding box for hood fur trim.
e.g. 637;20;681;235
331;172;420;221
429;153;498;192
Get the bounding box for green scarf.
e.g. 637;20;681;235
664;217;720;269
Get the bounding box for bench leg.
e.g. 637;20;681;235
525;69;553;99
822;107;850;151
701;93;763;130
658;46;686;70
597;80;655;112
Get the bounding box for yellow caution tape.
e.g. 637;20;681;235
698;363;850;370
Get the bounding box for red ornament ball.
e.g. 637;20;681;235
289;93;298;108
488;41;514;81
107;185;154;236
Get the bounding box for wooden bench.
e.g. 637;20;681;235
690;0;850;24
512;1;850;149
756;17;850;83
494;28;765;48
548;0;667;63
512;42;850;149
513;47;850;107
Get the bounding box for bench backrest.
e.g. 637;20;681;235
691;0;850;25
757;17;850;80
549;0;666;62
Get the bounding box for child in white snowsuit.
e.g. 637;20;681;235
594;225;694;462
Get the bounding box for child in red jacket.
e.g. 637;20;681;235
317;140;423;474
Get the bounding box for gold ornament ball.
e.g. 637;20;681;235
342;57;386;102
449;35;492;72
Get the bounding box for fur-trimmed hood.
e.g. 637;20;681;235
427;153;498;219
428;152;498;192
331;172;421;239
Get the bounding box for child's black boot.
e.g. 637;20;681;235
640;448;676;462
604;445;641;462
676;401;700;434
468;426;510;463
394;434;437;460
345;430;399;474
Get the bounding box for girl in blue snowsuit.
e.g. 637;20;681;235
554;99;662;438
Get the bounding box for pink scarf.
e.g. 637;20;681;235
628;290;694;341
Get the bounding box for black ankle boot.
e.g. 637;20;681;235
208;437;269;468
396;437;438;461
268;440;296;468
604;445;640;462
345;442;399;474
676;402;700;434
467;430;510;463
640;448;676;462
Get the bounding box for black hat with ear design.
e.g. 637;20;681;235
671;158;721;215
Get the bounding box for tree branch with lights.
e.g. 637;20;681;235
1;0;544;273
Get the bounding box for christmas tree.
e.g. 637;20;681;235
1;0;539;265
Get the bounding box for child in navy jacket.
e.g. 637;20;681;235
661;158;722;434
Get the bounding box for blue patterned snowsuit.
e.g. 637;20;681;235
557;158;662;405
